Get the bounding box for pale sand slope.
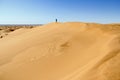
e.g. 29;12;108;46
0;22;120;80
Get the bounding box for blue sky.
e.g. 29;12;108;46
0;0;120;24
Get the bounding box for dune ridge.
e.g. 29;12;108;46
0;22;120;80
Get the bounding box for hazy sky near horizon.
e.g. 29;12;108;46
0;0;120;24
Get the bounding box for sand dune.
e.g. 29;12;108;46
0;22;120;80
0;25;36;39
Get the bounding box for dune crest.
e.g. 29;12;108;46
0;22;120;80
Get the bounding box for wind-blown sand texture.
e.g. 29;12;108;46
0;22;120;80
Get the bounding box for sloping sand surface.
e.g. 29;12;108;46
0;22;120;80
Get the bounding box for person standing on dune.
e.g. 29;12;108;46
55;19;58;23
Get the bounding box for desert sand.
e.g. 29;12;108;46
0;25;36;38
0;22;120;80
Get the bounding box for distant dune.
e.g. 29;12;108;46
0;22;120;80
0;25;38;39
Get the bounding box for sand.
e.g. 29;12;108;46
0;25;36;39
0;22;120;80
